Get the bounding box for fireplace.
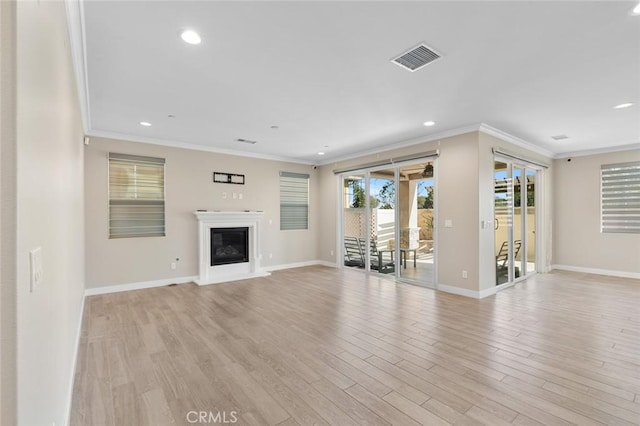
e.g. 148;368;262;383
193;211;269;285
211;227;249;266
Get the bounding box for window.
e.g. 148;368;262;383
601;161;640;234
108;153;166;238
280;171;309;230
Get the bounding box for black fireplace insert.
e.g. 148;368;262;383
210;227;249;266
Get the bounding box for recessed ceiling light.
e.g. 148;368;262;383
139;121;152;127
632;2;640;15
423;121;436;127
613;102;634;109
180;30;201;45
317;152;325;156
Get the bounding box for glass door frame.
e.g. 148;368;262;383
337;158;438;288
493;156;542;289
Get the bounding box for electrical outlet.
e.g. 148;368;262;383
269;253;273;259
462;270;468;279
445;219;453;228
330;250;334;256
238;193;243;200
170;262;176;270
30;247;43;292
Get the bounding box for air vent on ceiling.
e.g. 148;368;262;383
391;43;442;72
236;138;257;145
551;134;569;141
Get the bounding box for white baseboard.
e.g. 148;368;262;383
84;262;339;296
64;291;85;426
551;265;640;280
437;283;497;299
494;281;516;294
84;275;198;296
195;271;271;286
436;283;498;299
479;285;499;298
315;260;338;268
263;260;337;272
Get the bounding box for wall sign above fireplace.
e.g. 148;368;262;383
213;172;245;185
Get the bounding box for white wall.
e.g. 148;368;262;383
85;137;320;289
0;1;17;424
15;2;85;425
318;132;482;292
553;150;640;275
317;164;338;263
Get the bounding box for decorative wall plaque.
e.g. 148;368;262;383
213;172;245;185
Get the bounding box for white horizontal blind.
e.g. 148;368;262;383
109;153;166;238
601;161;640;234
280;171;309;230
494;176;513;228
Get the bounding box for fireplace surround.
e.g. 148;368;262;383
194;211;269;285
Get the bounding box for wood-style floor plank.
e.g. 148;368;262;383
71;267;640;425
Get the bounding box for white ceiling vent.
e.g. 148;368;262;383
391;43;442;72
551;134;569;141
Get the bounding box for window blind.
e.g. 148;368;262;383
601;161;640;234
109;153;166;238
280;171;309;230
494;176;513;228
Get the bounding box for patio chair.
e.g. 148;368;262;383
344;236;365;267
496;239;522;284
359;238;395;274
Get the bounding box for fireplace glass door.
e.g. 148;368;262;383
210;227;249;266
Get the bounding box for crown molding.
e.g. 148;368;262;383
87;129;314;165
316;122;558;166
65;0;90;133
316;123;482;166
478;124;555;158
554;142;640;159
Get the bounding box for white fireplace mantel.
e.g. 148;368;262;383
194;211;270;285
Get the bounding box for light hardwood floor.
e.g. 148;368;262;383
71;267;640;426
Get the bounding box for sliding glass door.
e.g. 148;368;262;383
525;169;537;274
342;174;367;270
369;168;397;275
494;159;538;286
397;161;436;286
339;159;437;287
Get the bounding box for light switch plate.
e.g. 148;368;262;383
30;247;43;292
444;219;453;228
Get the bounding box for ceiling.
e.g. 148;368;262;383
76;1;640;164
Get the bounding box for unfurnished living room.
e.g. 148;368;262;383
1;1;640;425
